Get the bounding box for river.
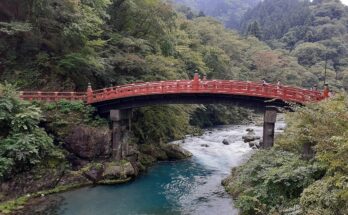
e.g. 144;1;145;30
54;121;284;215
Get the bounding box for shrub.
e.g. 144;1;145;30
224;150;325;214
0;84;63;179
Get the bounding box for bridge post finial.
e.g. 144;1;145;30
193;72;200;90
87;82;93;103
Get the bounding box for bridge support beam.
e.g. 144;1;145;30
110;109;131;161
262;107;277;149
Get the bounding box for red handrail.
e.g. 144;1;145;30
19;79;325;105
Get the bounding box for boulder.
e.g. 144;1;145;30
248;140;261;148
242;131;261;143
139;144;168;161
201;144;209;147
222;139;230;145
102;161;135;181
82;163;104;183
65;126;111;160
161;144;193;160
246;128;254;133
102;162;122;179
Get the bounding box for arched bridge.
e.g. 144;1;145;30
20;74;326;113
19;74;328;160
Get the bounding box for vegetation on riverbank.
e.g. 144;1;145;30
223;95;348;214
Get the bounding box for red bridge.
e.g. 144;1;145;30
19;74;329;159
20;74;326;112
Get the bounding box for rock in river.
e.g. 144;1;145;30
222;139;230;145
161;144;193;160
242;129;261;143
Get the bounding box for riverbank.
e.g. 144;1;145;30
0;118;263;215
39;123;263;215
0;143;193;215
222;97;348;214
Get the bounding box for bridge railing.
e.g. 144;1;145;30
20;91;86;102
90;80;324;104
19;79;325;104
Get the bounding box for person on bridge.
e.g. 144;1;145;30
312;84;318;91
276;80;281;95
262;79;267;86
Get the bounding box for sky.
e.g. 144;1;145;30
342;0;348;5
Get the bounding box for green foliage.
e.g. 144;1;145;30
173;0;261;29
246;21;262;40
224;150;325;214
0;22;32;35
0;84;63;179
241;0;312;40
277;95;348;154
132;105;194;144
190;105;251;128
228;95;348;214
293;42;327;66
300;176;348;215
40;100;107;138
241;0;348;89
0;196;29;214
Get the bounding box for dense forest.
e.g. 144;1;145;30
172;0;261;29
1;0;348;214
241;0;348;90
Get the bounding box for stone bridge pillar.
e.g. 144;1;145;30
262;106;277;149
110;109;132;160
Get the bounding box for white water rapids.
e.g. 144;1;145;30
173;119;286;215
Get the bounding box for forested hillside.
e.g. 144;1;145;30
0;0;318;142
172;0;261;29
241;0;348;90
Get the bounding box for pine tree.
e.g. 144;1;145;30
247;21;262;40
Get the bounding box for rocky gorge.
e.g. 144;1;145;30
0;122;193;214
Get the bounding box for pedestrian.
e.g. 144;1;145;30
313;84;318;91
262;79;267;87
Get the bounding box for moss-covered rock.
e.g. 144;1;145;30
99;161;136;184
138;153;157;167
160;144;193;160
80;162;104;183
139;144;168;161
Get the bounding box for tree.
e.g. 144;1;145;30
246;21;262;39
293;42;326;66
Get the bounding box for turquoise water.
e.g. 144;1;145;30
55;122;286;215
58;160;220;215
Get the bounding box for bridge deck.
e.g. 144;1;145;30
20;79;325;105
